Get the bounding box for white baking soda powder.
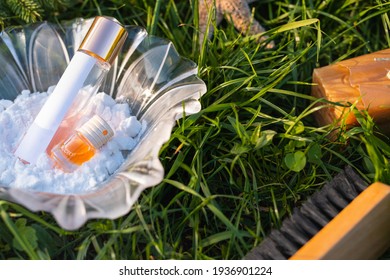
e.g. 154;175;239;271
0;87;145;194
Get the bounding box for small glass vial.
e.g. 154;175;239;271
50;115;114;172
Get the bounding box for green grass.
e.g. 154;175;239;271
1;0;390;259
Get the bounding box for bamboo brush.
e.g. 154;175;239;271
244;166;390;260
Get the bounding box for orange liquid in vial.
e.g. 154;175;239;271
50;133;97;172
60;133;96;165
50;115;113;172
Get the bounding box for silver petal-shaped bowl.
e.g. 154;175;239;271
0;18;206;230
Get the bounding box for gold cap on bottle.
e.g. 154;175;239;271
79;16;128;65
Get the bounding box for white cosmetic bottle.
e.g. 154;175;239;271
15;16;127;164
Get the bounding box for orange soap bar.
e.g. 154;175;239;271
312;49;390;132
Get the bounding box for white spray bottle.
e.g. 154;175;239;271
15;16;127;164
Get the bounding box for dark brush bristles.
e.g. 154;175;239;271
244;166;369;260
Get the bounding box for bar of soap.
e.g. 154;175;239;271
312;49;390;132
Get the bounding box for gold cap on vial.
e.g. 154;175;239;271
79;16;128;65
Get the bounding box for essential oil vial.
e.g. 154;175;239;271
50;115;114;172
